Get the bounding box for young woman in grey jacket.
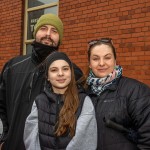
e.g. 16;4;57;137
23;51;97;150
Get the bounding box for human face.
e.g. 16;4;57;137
47;60;71;94
89;44;116;78
35;25;59;47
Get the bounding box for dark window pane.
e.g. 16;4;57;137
27;6;58;40
28;0;58;8
26;44;33;54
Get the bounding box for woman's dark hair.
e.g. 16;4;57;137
88;39;117;61
55;65;79;137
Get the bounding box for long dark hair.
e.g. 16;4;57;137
55;66;79;137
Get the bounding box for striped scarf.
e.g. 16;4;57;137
87;65;122;96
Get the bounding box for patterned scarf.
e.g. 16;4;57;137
87;65;122;96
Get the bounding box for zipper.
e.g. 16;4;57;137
28;72;35;101
28;65;45;101
55;94;61;149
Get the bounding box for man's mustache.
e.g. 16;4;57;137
41;37;55;44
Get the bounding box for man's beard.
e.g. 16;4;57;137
38;36;57;47
32;40;59;62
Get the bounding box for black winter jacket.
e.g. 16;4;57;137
35;87;86;150
88;76;150;150
0;44;83;150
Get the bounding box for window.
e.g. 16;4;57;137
23;0;59;54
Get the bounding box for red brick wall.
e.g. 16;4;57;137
0;0;150;85
59;0;150;85
0;0;23;70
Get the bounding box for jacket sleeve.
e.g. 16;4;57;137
128;83;150;149
0;62;10;144
66;96;97;150
23;101;41;150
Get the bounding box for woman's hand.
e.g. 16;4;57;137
0;142;4;150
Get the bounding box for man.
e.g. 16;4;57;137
0;13;83;150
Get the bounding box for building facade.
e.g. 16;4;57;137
0;0;150;85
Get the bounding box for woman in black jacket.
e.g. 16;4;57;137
85;38;150;150
23;51;97;150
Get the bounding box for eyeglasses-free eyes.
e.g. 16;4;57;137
88;38;113;46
